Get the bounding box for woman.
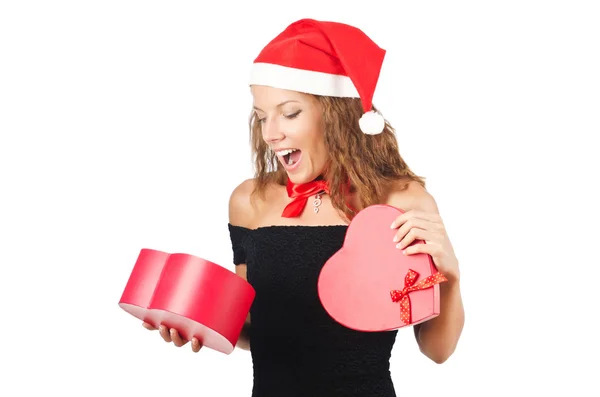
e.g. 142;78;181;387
145;18;464;396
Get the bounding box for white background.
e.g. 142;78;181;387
1;1;598;396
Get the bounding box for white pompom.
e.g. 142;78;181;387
359;111;385;135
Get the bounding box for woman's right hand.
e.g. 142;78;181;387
142;322;203;353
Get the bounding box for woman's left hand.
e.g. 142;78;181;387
390;210;460;282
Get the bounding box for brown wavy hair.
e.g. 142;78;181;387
248;95;426;221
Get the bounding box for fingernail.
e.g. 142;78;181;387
396;243;402;249
390;222;395;229
392;235;399;243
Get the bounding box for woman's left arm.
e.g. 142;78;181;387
389;189;465;364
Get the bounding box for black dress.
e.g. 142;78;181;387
228;223;398;397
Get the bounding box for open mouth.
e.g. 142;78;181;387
277;148;302;168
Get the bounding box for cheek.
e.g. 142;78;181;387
307;134;328;165
288;114;325;154
306;119;324;145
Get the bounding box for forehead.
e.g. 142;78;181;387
251;85;314;110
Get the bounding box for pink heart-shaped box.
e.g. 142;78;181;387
318;204;444;332
118;249;255;354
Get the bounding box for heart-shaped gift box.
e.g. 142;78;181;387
119;249;255;354
318;204;446;332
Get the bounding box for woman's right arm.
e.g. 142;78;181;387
143;179;257;352
228;178;258;351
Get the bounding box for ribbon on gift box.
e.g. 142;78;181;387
390;269;448;325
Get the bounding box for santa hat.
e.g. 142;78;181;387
249;18;386;135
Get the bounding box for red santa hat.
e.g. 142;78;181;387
249;18;386;135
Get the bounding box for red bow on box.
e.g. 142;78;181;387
390;269;448;325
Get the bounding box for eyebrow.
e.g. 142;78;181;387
253;100;300;112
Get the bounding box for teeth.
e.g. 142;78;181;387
276;148;298;157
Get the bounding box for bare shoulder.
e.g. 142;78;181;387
228;178;258;228
384;179;440;214
228;177;283;228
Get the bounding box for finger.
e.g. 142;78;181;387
142;322;157;331
403;241;441;256
159;325;172;343
390;210;440;229
392;218;436;243
170;328;188;347
191;337;203;353
397;228;436;250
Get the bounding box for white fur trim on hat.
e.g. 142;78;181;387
249;62;360;98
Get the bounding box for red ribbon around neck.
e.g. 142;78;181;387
390;269;448;325
282;178;330;218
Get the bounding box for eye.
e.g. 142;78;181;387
285;110;301;119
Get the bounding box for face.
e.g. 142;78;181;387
251;85;328;184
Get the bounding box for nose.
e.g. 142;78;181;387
261;117;285;143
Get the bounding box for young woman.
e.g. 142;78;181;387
145;18;464;397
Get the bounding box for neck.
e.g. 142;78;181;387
286;174;326;185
